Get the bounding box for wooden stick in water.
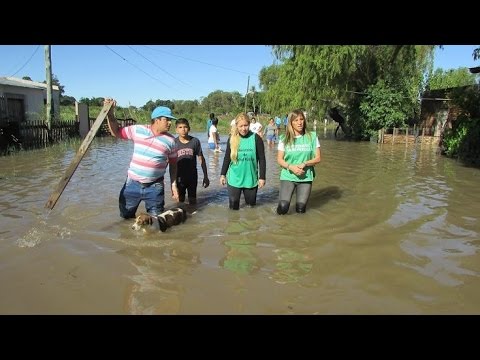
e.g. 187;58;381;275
45;102;113;210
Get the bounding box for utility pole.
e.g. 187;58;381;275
244;75;250;113
45;45;53;131
252;90;255;115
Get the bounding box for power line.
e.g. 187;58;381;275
127;45;191;87
104;45;185;96
143;45;257;77
11;45;40;77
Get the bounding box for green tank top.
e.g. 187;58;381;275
227;132;258;188
279;131;317;182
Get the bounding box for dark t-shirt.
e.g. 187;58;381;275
175;136;203;181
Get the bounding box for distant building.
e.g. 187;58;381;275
0;76;60;124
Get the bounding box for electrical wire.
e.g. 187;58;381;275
11;45;40;77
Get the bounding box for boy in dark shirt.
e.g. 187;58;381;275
175;118;209;205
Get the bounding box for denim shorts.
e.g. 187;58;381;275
119;177;165;219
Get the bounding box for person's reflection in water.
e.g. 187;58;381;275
220;237;262;275
121;243;200;314
269;248;313;284
218;212;263;275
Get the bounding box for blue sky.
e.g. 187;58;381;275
0;45;478;108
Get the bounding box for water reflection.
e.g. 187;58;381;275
121;240;201;314
220;238;262;275
269;248;313;285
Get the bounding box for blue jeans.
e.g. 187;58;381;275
119;177;165;219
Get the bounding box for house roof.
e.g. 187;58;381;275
0;76;59;91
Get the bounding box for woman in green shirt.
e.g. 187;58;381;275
276;110;321;214
220;113;266;210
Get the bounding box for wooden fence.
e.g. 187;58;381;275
89;117;136;137
1;117;136;155
0;119;78;155
378;127;439;145
21;119;79;149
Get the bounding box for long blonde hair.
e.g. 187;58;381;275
229;112;250;163
283;109;311;147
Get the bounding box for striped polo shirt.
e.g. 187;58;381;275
120;125;177;183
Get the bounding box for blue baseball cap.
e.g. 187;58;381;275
151;106;177;120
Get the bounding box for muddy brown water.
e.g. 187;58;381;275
0;130;479;314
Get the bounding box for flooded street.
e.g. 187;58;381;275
1;130;479;314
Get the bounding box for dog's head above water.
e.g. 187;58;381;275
132;206;187;233
131;213;154;231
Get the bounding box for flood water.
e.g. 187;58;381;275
1;129;479;314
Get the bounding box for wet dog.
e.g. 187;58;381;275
132;206;187;232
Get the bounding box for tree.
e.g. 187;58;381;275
141;99;174;112
473;47;480;61
360;80;409;132
43;74;65;96
427;68;478;90
79;97;90;105
60;95;76;106
173;100;200;114
79;97;103;106
263;45;435;139
258;64;281;91
22;76;32;81
201;90;242;115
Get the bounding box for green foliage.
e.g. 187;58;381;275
60;105;76;121
442;86;480;166
60;87;260;133
265;45;369;115
442;116;480;166
60;95;76;106
258;64;281;92
142;99;175;112
173;100;200;114
79;97;104;106
473;47;480;61
52;74;65;96
263;45;434;136
449;85;480;118
42;74;65;96
360;80;409;130
427;68;478;90
200;90;243;115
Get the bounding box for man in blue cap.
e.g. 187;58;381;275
104;98;179;219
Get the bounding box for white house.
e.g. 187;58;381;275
0;76;60;123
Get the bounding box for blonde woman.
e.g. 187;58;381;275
276;109;321;214
220;113;266;210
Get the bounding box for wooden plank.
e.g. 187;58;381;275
45;102;113;210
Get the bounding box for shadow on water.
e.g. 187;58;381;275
309;186;343;208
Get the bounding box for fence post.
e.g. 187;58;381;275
76;102;90;138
